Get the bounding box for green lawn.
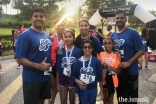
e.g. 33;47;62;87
0;27;109;36
0;28;13;35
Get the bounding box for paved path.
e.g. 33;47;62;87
0;57;156;104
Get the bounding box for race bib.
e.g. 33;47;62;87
80;74;95;84
119;49;124;58
63;66;71;77
44;66;52;75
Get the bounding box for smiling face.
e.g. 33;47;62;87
82;43;93;56
31;12;46;29
56;22;65;34
115;13;127;28
64;31;75;46
79;20;90;35
104;38;114;52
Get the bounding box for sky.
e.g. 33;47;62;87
2;0;156;15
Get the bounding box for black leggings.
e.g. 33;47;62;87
117;75;138;104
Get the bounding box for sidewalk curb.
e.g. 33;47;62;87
0;55;14;60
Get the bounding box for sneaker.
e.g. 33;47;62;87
145;66;148;70
17;66;20;69
0;70;4;76
139;67;144;71
17;64;21;69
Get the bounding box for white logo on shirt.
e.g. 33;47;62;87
80;67;96;84
61;57;76;68
39;39;52;51
114;39;125;50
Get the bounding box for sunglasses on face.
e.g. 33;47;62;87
115;17;125;20
83;46;92;49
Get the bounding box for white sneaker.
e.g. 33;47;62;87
0;70;4;76
145;66;148;70
17;66;20;69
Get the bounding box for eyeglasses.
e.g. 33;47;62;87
115;17;125;20
104;42;112;45
83;46;92;49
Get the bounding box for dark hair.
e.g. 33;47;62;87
115;10;126;17
79;19;89;26
70;29;75;33
104;37;115;45
107;25;112;29
81;39;94;49
30;7;46;17
141;27;148;38
14;26;19;29
98;28;102;33
12;30;14;34
64;30;75;38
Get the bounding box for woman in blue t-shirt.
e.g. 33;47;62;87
139;27;149;70
72;40;103;104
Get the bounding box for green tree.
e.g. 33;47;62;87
11;0;66;22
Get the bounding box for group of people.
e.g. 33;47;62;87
15;7;146;104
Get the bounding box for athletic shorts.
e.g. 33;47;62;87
51;65;56;78
103;74;115;98
23;80;51;104
59;76;74;91
117;75;138;104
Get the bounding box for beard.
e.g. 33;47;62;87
116;21;126;28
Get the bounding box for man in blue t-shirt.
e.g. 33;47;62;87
111;10;144;104
16;7;52;104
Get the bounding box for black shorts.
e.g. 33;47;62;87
23;80;51;104
103;74;115;98
117;75;138;104
51;65;56;78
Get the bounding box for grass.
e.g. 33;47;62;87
2;50;14;56
0;27;109;36
0;28;13;35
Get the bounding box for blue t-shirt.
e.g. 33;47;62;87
16;28;52;84
56;46;81;75
141;36;148;52
111;27;144;75
81;36;104;56
71;56;102;89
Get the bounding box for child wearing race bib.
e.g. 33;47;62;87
72;39;103;104
98;37;121;104
56;30;81;104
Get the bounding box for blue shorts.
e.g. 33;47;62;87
79;88;97;104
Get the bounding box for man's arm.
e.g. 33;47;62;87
120;50;145;69
16;57;50;71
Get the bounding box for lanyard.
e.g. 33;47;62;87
81;55;92;69
65;45;74;65
103;51;113;65
56;35;59;44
